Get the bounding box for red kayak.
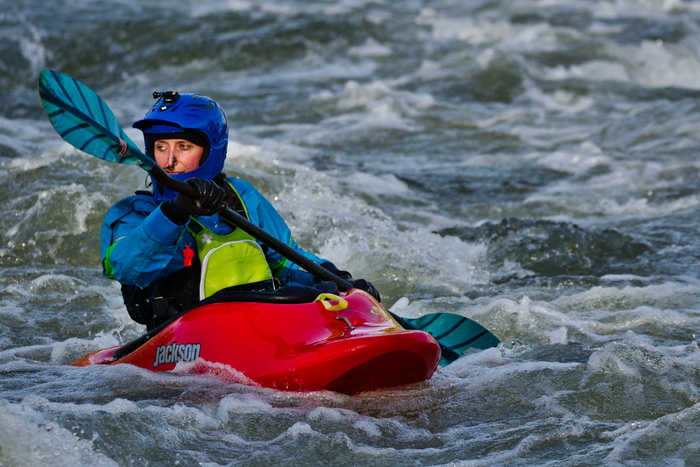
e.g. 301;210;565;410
73;287;441;394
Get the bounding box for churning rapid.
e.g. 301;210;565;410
2;0;700;465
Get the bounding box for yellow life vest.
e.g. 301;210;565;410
187;219;274;300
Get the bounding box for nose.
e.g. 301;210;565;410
163;148;177;170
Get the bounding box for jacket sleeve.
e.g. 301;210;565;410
230;178;335;286
100;195;191;288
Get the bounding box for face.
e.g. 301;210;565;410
153;139;204;174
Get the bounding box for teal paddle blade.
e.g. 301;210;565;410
405;313;500;366
37;69;153;169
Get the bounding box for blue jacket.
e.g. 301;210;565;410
101;177;329;289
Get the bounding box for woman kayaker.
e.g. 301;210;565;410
101;91;379;330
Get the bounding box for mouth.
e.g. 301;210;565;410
164;164;182;174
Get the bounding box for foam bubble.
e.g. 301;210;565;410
217;394;273;420
348;38;393;58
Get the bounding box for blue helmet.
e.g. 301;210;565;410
133;92;228;201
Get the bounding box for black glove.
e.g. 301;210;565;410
351;278;381;303
320;262;352;280
161;178;226;225
320;262;381;302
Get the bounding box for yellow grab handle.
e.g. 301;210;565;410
315;293;349;312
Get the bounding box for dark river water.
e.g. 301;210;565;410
2;0;700;465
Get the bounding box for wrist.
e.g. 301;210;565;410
160;200;190;225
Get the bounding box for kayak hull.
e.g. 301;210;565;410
73;289;441;394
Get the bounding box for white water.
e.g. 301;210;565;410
2;0;700;465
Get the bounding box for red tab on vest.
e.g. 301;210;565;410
183;245;194;267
